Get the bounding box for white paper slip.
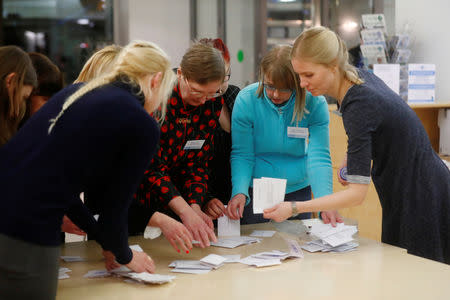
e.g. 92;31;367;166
251;251;289;260
110;266;132;274
129;244;143;252
253;177;287;214
330;242;359;253
128;272;175;284
124;279;145;285
250;230;276;238
169;260;212;270
58;274;70;280
58;267;72;280
210;239;245;249
60;256;85;262
309;223;357;240
83;270;111;278
171;268;211;275
322;232;355;248
239;256;281;268
59;267;71;273
222;255;241;263
301;243;324;253
200;254;227;268
183;139;205;150
218;208;240;237
286;239;304;259
144;226;162;239
211;236;261;248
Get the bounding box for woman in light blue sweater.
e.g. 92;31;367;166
226;45;342;224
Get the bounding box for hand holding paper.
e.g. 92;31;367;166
263;202;292;222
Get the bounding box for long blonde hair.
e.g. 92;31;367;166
74;45;122;83
257;45;305;123
292;26;363;85
48;41;175;134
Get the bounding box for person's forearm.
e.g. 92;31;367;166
297;184;368;213
168;196;191;218
148;211;167;227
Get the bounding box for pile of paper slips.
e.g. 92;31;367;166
301;223;359;253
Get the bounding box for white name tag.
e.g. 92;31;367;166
183;140;205;150
287;127;308;139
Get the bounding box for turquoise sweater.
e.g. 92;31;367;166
231;83;332;205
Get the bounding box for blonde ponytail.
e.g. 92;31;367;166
292;26;364;85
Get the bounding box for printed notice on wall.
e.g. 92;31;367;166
408;64;436;103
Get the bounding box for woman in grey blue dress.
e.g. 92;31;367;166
264;26;450;264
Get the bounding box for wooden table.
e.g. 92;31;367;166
57;222;450;300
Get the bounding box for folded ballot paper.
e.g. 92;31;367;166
83;244;175;284
58;267;71;279
301;223;359;253
217;205;240;237
253;177;287;214
83;266;175;284
169;260;213;274
239;239;303;267
210;236;261;248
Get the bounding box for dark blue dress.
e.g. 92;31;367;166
341;70;450;263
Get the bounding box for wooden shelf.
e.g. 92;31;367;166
408;102;450;109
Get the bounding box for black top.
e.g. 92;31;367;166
341;69;450;263
0;81;159;264
207;84;240;203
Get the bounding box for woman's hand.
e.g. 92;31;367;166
179;204;217;248
125;250;155;273
102;250;120;271
61;215;86;236
204;198;227;219
226;194;246;220
320;210;344;227
263;202;292;222
151;213;193;253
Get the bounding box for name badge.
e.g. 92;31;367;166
287;127;308;139
183;140;205;150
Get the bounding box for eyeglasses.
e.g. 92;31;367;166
263;83;293;95
183;76;224;99
224;67;231;82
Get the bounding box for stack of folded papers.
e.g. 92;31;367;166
301;223;359;253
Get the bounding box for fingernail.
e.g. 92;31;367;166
177;249;180;253
186;250;189;254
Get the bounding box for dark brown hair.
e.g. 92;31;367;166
180;43;225;84
29;52;63;97
0;46;37;147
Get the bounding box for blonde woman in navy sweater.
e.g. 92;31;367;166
0;41;175;300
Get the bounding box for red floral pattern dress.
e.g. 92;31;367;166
134;83;223;214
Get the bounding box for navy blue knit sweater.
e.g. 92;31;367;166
0;81;159;264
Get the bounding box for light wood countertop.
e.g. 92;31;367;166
57;222;450;300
